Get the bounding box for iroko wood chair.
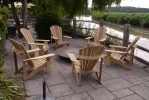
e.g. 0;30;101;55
50;25;72;49
106;36;141;70
20;28;50;54
68;45;105;86
9;38;55;80
85;26;107;46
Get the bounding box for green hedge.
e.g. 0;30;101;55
0;15;6;65
92;12;149;28
35;11;63;40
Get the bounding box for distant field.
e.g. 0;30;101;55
92;12;149;28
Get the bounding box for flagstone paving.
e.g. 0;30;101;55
4;25;149;100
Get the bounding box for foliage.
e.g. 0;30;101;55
92;12;149;28
31;0;122;19
105;6;149;13
0;14;26;100
0;62;26;100
0;7;10;21
35;11;63;40
0;15;6;63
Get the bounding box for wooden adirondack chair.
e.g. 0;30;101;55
85;26;107;46
20;28;50;54
106;36;141;70
68;45;105;86
50;25;72;49
8;38;55;80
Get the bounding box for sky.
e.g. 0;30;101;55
88;0;149;8
120;0;149;8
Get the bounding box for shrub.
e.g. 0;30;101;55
35;11;63;40
0;14;26;100
0;7;10;21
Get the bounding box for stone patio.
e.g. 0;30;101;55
4;25;149;100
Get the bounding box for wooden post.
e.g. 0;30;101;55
122;24;130;47
73;18;76;38
99;19;104;27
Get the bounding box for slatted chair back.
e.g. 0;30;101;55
79;45;105;71
120;36;141;60
20;28;37;49
50;25;62;42
94;27;107;44
9;38;35;67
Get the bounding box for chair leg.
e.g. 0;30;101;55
46;58;51;73
106;52;111;66
72;63;75;73
78;73;81;86
13;52;18;74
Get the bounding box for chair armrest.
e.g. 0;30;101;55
67;53;80;65
85;37;93;40
106;50;133;55
28;43;45;46
51;37;58;40
100;38;106;42
27;49;40;54
109;45;127;49
35;39;50;42
23;53;55;62
63;35;72;39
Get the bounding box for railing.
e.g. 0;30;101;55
62;18;149;65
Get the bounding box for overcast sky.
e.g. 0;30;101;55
120;0;149;8
88;0;149;8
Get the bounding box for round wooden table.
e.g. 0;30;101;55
56;45;84;59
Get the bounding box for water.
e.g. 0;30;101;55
76;16;149;62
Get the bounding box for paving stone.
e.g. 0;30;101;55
123;74;147;85
90;71;113;82
112;88;134;98
87;88;116;100
132;67;149;77
59;69;75;78
51;61;65;71
144;81;149;87
65;76;94;93
129;84;149;100
120;94;144;100
56;92;93;100
143;75;149;81
102;78;133;91
84;74;103;88
45;75;66;86
24;78;49;96
49;84;74;97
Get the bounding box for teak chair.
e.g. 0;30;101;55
9;38;55;80
106;36;141;70
68;45;105;86
85;26;107;46
50;25;72;49
20;28;50;55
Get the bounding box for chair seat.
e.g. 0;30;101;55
88;42;99;46
32;58;46;69
43;45;49;52
111;52;122;60
58;41;69;45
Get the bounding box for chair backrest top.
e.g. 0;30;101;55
120;36;141;59
8;38;34;67
79;45;105;71
20;28;36;49
94;27;107;43
50;25;62;42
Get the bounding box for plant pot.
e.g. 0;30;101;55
7;26;16;38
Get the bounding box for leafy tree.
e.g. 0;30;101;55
31;0;122;19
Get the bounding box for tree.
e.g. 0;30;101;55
31;0;122;19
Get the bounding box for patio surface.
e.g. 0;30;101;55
4;25;149;100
